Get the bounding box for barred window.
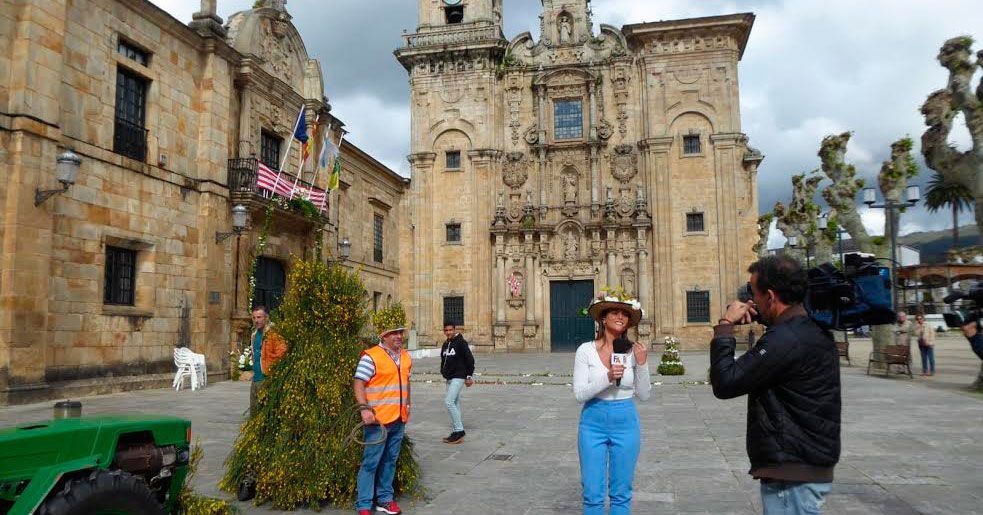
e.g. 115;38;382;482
683;134;701;154
446;223;461;243
373;214;384;263
444;296;464;326
446;150;461;170
253;257;286;313
113;67;148;161
260;131;282;168
104;246;136;306
686;212;705;232
554;99;583;140
686;290;711;323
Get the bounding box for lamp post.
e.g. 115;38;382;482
787;235;812;268
862;185;920;311
216;205;250;312
818;213;849;268
338;237;351;262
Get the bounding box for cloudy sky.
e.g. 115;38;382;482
154;0;981;248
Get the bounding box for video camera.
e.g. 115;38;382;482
739;253;895;330
942;284;983;328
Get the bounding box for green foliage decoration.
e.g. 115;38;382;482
221;260;421;509
371;302;408;335
177;443;237;514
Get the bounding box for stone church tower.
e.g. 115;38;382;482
396;0;762;351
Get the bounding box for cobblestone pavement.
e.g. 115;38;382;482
1;335;981;514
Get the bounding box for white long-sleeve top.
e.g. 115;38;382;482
573;341;652;403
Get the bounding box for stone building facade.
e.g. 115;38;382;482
396;0;762;351
0;0;406;404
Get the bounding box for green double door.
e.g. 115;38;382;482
550;280;595;352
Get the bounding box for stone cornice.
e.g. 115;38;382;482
467;149;502;161
622;12;755;60
407;152;437;166
637;137;674;152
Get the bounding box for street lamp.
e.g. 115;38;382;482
862;185;920;310
338;237;351;262
35;150;82;206
817;213;850;267
787;235;812;268
216;205;249;243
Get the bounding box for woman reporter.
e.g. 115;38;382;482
573;294;651;515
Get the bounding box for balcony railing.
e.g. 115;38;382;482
401;25;502;48
113;117;148;162
228;157;328;213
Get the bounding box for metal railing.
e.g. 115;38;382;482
227;157;326;202
113;117;148;162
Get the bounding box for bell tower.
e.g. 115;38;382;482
416;0;502;30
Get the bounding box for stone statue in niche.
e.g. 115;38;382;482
559;15;572;44
508;271;524;298
562;170;578;203
563;230;579;260
622;269;636;296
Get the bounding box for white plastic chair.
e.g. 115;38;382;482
173;347;204;391
192;350;207;387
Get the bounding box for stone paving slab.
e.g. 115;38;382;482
1;335;981;514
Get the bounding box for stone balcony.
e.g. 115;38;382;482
227;157;328;226
400;24;503;49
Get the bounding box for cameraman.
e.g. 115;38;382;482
960;321;983;390
710;256;840;514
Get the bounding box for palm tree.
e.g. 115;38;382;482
924;171;974;246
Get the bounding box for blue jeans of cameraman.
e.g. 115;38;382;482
356;421;404;510
578;398;640;515
760;481;831;514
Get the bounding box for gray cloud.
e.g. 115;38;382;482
153;0;982;236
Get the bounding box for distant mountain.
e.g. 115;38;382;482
900;225;979;263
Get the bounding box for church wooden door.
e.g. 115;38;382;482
550;280;595;352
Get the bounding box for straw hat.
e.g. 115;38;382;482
372;302;407;339
587;291;643;329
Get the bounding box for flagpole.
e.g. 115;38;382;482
291;114;318;199
271;105;305;197
319;134;343;213
309;120;330;195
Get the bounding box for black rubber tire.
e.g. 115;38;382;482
37;469;165;515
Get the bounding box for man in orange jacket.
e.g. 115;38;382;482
249;305;287;411
353;320;411;515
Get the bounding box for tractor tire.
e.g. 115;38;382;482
37;469;165;515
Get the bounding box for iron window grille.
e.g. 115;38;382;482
253;257;286;313
446;150;461;170
554;99;583;140
686;212;705;232
260;131;282;169
446;223;461;243
686;290;711;323
683;134;701;154
444;296;464;326
113;67;148;161
104;246;136;306
373;214;384;263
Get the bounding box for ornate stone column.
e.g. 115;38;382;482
588;81;597;141
408;152;436;342
495;235;506;323
524;233;535;323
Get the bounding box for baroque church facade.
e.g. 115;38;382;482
397;0;762;351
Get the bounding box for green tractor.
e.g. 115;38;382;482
0;403;191;515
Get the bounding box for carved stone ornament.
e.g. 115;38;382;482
617;188;635;217
502;152;529;189
260;18;293;83
597;120;613;140
524;124;540;145
562;229;579;260
611;144;638;184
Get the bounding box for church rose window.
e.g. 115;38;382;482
554;99;583;140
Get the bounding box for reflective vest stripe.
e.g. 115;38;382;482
367;398;403;406
365;385;402;393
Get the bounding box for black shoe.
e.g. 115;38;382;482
443;431;465;444
237;478;256;501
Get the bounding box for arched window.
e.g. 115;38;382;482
253;257;286;313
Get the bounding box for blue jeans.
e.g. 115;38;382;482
919;346;936;374
578;398;640;515
356;421;405;510
445;378;466;432
760;481;831;514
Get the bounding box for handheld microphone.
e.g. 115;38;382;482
612;336;632;386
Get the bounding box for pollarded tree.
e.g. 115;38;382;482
819;133;920;358
752;213;774;258
920;36;983;234
773;172;834;266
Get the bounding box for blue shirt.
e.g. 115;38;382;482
253;329;265;382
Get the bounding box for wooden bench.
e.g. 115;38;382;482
835;341;851;366
866;344;911;378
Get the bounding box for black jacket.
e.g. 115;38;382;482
710;305;841;480
440;333;475;380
